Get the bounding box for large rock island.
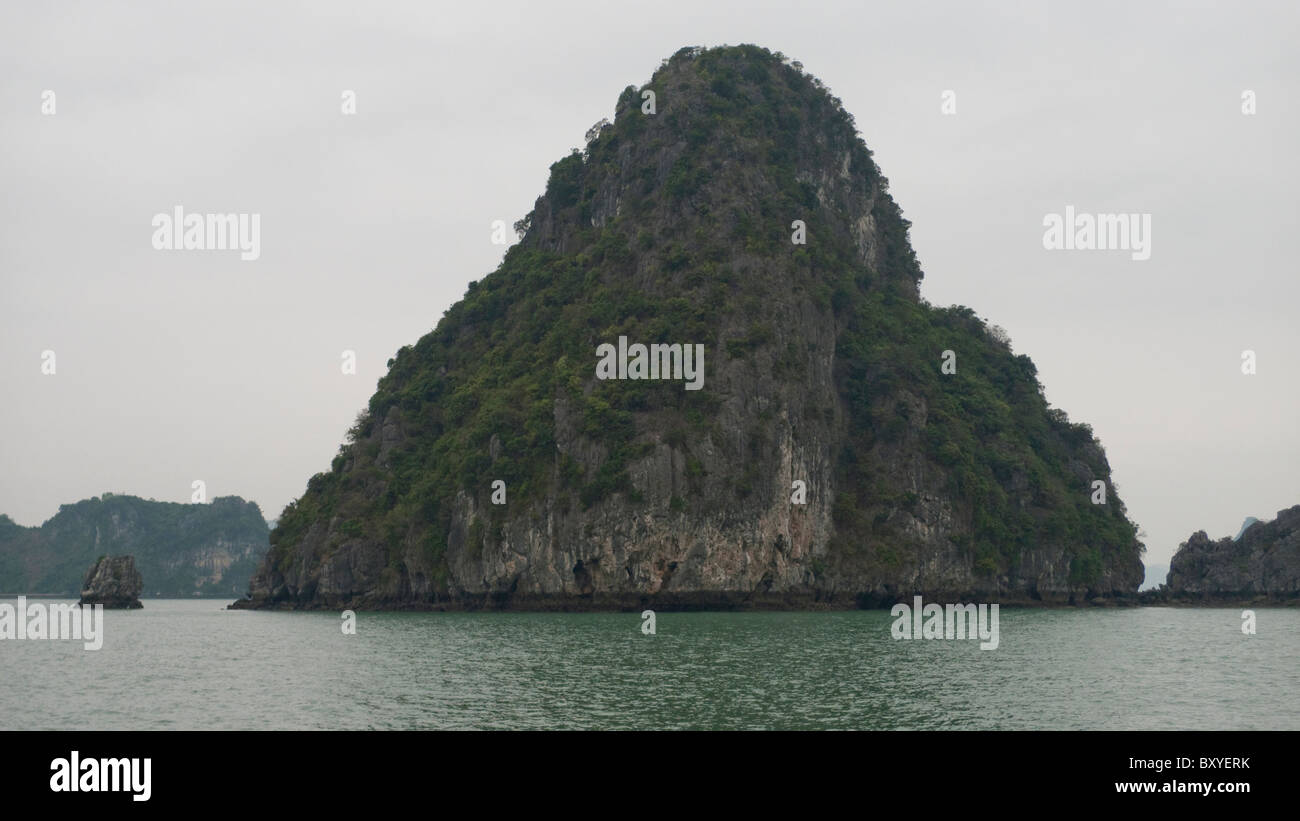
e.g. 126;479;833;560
79;555;144;609
237;45;1144;612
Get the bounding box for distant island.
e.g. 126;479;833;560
1234;517;1261;541
1139;563;1167;591
0;494;269;598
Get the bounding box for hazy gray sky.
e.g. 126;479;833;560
2;1;1296;570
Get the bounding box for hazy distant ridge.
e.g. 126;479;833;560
0;493;269;597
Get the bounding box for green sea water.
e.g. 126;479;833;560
1;599;1295;730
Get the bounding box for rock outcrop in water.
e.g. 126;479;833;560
0;493;269;597
1161;505;1300;601
238;45;1143;612
79;555;143;609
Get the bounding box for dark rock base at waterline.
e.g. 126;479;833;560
1139;588;1300;607
230;589;1142;612
79;597;144;609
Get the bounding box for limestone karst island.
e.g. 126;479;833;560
236;46;1149;612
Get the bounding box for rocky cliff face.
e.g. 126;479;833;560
240;45;1143;611
1166;506;1300;597
79;555;143;608
0;494;269;597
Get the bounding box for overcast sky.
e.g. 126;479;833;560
2;1;1296;570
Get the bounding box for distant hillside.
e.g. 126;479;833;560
1139;563;1167;591
0;494;269;597
1234;517;1261;541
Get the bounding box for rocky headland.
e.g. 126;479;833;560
1143;506;1300;605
